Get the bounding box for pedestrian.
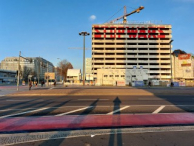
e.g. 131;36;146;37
116;81;117;86
148;81;151;87
54;80;56;87
35;82;38;87
41;81;43;87
171;82;174;87
29;80;32;90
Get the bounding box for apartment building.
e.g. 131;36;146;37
0;57;54;81
92;23;172;82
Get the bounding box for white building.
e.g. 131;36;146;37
66;69;81;82
92;23;172;81
96;69;148;86
172;53;194;84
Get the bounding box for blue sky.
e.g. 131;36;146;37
0;0;194;69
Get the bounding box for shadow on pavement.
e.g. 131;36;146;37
0;99;71;130
38;99;99;146
108;97;123;146
137;87;194;113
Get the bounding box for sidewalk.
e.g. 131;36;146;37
1;113;194;133
8;87;194;96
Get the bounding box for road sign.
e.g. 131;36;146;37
45;72;55;80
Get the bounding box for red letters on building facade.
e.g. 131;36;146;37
93;26;166;39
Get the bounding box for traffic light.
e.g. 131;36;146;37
16;70;18;76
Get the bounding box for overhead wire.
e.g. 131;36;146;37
103;6;138;23
103;6;124;23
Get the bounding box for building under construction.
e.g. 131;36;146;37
91;6;173;85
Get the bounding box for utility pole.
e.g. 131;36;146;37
17;51;21;91
47;62;49;87
83;35;85;86
170;40;174;85
38;57;40;85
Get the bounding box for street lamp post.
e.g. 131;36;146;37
17;51;21;91
57;58;62;82
169;40;174;85
79;31;90;86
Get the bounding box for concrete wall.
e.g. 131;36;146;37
96;69;148;86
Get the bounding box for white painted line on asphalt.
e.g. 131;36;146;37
78;99;109;101
138;98;166;100
0;107;50;118
107;106;130;115
56;106;92;116
48;87;54;90
152;105;165;114
0;95;5;97
6;100;30;102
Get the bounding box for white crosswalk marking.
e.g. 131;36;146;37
55;106;93;116
107;106;130;115
152;106;165;114
0;107;50;118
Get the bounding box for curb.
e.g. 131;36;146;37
1;113;194;132
7;93;194;96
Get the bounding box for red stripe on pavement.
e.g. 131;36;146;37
1;113;194;132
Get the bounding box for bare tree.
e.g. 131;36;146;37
21;66;37;82
57;59;73;81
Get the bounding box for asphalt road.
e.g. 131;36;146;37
1;87;194;146
0;93;194;118
13;130;194;146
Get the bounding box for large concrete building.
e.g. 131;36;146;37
92;23;172;83
0;57;54;81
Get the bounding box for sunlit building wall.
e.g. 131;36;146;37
92;24;172;81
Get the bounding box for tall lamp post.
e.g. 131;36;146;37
169;40;174;85
57;58;62;82
79;31;90;86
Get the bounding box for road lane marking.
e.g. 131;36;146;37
6;100;30;102
152;105;165;114
138;98;166;100
0;107;50;118
78;99;109;101
48;87;54;90
107;106;130;115
56;106;92;116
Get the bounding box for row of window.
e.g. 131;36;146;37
104;75;125;78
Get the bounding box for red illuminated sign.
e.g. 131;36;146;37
178;54;191;60
93;26;167;38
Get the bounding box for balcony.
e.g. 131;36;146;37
148;70;171;73
149;75;161;78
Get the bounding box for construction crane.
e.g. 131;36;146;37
108;6;144;24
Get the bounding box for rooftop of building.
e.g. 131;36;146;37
92;22;171;27
1;57;54;66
